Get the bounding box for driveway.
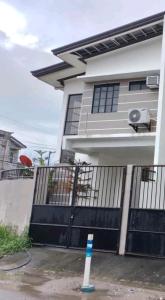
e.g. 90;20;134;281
0;247;165;299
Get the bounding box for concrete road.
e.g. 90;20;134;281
0;282;164;300
0;247;165;299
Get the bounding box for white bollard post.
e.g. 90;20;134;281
81;234;95;293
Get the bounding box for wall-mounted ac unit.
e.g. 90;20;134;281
128;108;150;125
146;75;159;89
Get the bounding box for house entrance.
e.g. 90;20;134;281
29;165;126;252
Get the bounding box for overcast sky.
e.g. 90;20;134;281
1;0;165;162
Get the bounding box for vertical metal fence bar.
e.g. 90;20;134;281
87;165;90;207
111;167;115;208
150;166;154;209
38;168;42;205
100;167;105;207
154;166;159;209
133;167;138;208
108;166;113;208
142;168;146;209
113;167;118;208
159;167;163;209
146;168;150;209
105;166;110;207
97;167;102;208
163;167;165;210
117;167;122;208
89;165;92;207
46;167;49;204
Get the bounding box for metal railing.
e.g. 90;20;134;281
0;168;34;180
33;165;126;208
130;165;165;210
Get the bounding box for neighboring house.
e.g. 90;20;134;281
32;11;165;166
0;130;26;170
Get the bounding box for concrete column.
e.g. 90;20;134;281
154;17;165;165
118;165;133;255
31;166;38;204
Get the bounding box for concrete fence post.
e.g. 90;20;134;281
31;166;38;204
119;165;133;255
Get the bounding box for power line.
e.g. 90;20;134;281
0;114;57;150
0;114;57;134
24;141;56;148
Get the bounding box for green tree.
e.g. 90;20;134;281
33;150;48;166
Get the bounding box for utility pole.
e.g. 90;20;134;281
47;151;56;166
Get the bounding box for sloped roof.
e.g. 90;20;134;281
10;136;26;149
31;11;165;88
52;11;165;56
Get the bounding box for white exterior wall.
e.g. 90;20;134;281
75;153;99;165
0;178;35;234
98;147;154;165
154;18;165;164
58;36;163;166
86;37;161;77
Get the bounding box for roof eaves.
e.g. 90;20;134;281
52;11;165;55
31;62;72;78
10;136;27;149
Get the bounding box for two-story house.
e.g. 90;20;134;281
32;11;165;167
0;130;26;170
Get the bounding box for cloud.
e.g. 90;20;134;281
0;1;38;49
0;42;63;159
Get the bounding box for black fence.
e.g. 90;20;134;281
0;168;34;180
126;165;165;257
33;165;125;208
30;165;126;251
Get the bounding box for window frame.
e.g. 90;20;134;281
64;94;82;136
92;83;120;114
129;80;148;91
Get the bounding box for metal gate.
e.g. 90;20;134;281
29;165;126;252
126;165;165;257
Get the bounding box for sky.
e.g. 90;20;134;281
0;0;165;163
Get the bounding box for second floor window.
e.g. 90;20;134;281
129;80;147;91
64;94;82;135
92;83;120;113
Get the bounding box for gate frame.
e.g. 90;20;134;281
125;165;165;258
29;165;127;253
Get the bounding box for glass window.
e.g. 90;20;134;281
129;80;147;91
64;94;82;135
92;83;120;114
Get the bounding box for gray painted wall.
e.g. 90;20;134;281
78;79;158;135
0;135;20;170
0;178;35;234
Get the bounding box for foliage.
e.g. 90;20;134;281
21;168;34;178
33;150;48;166
0;225;31;256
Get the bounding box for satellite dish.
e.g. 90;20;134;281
20;155;32;167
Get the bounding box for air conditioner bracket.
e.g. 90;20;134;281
129;121;151;132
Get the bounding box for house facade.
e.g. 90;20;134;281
0;130;26;170
32;12;165;167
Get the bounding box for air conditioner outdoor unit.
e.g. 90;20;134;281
128;108;150;125
146;75;159;89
